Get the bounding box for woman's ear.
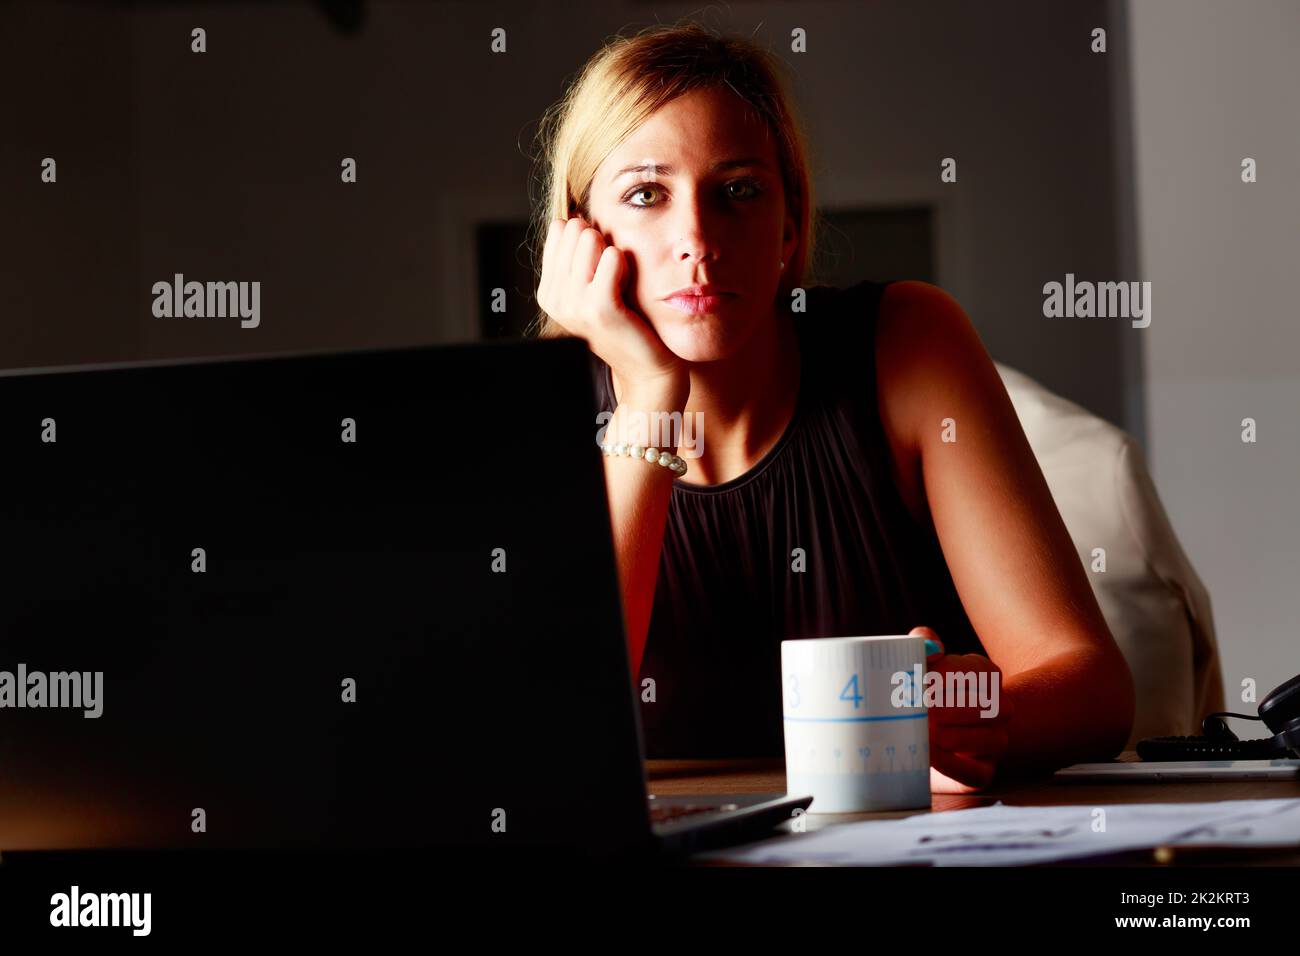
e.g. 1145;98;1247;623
781;208;799;270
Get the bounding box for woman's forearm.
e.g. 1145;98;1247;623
601;383;688;677
994;645;1136;779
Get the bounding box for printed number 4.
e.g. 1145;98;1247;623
839;673;863;709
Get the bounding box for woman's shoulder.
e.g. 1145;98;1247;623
871;280;980;387
869;280;998;485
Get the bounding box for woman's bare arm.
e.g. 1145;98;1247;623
874;280;1136;778
601;379;689;677
535;216;690;679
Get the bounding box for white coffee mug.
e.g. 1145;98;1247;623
781;635;931;812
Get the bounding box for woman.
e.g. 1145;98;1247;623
529;23;1134;792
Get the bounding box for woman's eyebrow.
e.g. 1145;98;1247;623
609;157;769;183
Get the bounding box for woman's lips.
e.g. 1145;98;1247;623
662;293;736;315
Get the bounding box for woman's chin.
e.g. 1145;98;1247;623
653;315;746;364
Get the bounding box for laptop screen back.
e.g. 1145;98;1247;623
0;339;651;858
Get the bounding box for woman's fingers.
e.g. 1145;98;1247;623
553;217;587;307
911;627;945;663
910;629;1007;787
930;744;997;790
927;702;1006;726
549;217;614;332
537;218;565;310
921;651;1005;724
930;765;981;795
573;225;603;286
932;722;1010;757
909;625;943;653
591;244;625;312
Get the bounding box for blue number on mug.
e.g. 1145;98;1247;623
786;674;801;709
839;673;863;709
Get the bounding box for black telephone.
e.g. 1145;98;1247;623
1137;673;1300;761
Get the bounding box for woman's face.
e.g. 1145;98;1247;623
587;85;798;364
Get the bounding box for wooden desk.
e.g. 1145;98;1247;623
646;751;1300;865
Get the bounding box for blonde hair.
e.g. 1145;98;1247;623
525;21;819;338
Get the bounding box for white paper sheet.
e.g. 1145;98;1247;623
694;798;1300;866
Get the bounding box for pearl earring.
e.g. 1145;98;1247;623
779;260;785;270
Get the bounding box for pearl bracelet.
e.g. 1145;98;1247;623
600;441;689;477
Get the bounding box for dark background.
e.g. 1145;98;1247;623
0;0;1139;438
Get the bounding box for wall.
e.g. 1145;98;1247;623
1126;0;1300;703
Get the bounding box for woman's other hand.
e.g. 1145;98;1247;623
910;626;1014;793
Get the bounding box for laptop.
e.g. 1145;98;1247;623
1054;759;1300;783
0;337;810;862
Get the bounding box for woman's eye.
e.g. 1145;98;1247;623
624;184;662;208
726;179;761;200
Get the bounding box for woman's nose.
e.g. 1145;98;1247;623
672;199;722;263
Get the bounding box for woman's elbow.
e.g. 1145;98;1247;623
1084;645;1137;758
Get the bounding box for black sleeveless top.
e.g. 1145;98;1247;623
590;279;986;758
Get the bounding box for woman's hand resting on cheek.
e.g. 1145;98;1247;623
536;216;689;406
909;626;1015;794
